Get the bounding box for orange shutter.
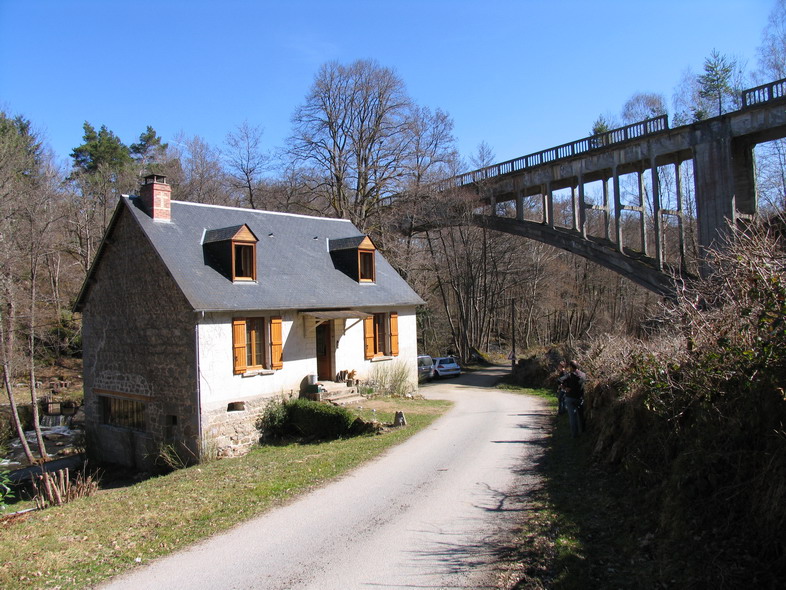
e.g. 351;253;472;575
232;319;247;374
389;312;399;356
270;317;283;370
363;315;375;359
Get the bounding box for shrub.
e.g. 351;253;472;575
286;399;356;439
258;398;356;441
258;397;290;440
574;220;786;585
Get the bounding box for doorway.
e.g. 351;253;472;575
316;321;334;380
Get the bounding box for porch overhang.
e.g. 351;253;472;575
300;309;372;321
299;309;372;335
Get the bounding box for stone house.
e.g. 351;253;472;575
74;175;424;469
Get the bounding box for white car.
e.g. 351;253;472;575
432;356;461;378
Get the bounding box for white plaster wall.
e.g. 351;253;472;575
197;311;314;412
196;306;419;412
335;306;419;386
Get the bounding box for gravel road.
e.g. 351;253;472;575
100;366;551;589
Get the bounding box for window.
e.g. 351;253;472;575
232;316;283;374
101;395;146;431
363;311;399;359
233;242;256;281
358;249;375;282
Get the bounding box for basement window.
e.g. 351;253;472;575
100;395;146;431
227;401;246;412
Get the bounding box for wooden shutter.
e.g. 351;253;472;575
363;315;375;359
389;312;399;356
232;319;247;374
270;316;283;370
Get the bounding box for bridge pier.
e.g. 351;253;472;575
692;123;758;253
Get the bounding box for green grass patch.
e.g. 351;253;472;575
0;398;449;590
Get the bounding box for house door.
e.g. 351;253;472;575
316;321;334;380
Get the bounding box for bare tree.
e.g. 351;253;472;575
288;59;413;233
622;92;668;123
223;121;269;209
755;0;786;213
171;134;229;205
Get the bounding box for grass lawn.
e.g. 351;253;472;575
0;398;450;590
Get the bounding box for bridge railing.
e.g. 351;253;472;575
440;115;669;190
742;77;786;107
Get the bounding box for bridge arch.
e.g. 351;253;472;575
461;214;678;297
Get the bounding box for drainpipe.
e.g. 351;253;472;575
194;313;203;459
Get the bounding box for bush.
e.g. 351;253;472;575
258;397;290;440
286;399;356;439
258;398;356;441
572;220;786;586
368;360;415;397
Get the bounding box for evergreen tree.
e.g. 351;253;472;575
70;122;133;176
697;50;734;116
130;125;169;173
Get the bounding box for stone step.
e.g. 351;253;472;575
324;386;360;402
328;395;366;406
305;381;364;404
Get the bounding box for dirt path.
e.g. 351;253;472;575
101;366;551;589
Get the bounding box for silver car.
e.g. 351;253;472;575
417;355;434;381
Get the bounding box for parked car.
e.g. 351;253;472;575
432;356;461;378
417;355;434;381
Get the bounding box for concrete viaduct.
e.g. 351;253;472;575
428;78;786;297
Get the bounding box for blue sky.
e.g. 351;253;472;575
0;0;776;172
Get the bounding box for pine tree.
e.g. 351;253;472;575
698;50;734;116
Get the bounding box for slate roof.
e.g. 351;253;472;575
77;196;424;313
203;224;256;244
329;236;369;251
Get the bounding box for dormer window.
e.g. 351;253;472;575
233;241;256;281
358;248;375;282
329;235;377;283
203;224;259;282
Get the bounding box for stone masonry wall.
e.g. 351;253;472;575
81;206;198;470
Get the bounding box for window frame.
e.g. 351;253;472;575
232;316;283;374
99;395;146;431
363;311;399;359
358;248;376;282
232;241;257;281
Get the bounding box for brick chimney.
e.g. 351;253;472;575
139;174;171;222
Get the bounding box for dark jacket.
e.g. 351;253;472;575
563;370;586;399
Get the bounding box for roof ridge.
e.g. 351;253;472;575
168;198;354;222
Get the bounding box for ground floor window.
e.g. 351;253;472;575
100;395;146;431
232;316;283;374
363;311;399;359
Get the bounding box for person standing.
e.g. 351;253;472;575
562;360;586;437
556;361;568;415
